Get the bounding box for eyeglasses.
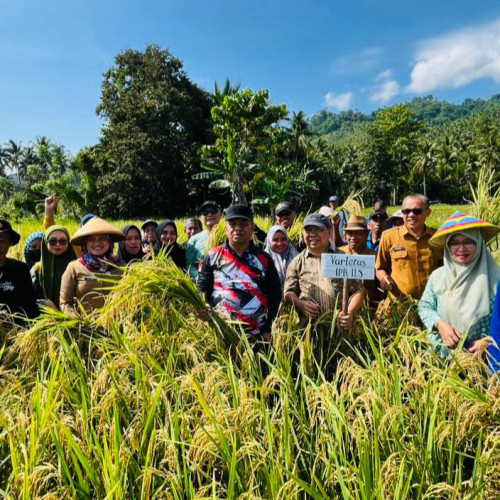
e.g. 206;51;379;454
87;236;109;244
201;208;219;216
277;211;292;217
47;238;69;246
449;240;477;250
402;208;424;215
371;216;387;222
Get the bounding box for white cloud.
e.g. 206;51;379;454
369;70;400;103
331;47;383;74
324;91;354;111
407;18;500;93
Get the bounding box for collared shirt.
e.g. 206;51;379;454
197;241;281;335
284;247;363;315
376;225;443;299
366;231;381;253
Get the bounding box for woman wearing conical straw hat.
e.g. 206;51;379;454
60;218;125;316
418;211;500;358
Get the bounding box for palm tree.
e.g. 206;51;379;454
411;139;435;197
285;111;315;164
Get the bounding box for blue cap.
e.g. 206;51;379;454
329;195;340;203
80;213;97;226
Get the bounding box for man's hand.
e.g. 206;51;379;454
435;320;461;348
331;214;341;226
298;299;320;319
379;275;394;291
338;312;353;328
45;195;58;216
196;303;212;322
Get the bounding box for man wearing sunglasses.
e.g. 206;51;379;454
186;201;222;280
376;194;442;300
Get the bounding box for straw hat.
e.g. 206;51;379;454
71;217;126;246
429;211;500;248
343;215;369;232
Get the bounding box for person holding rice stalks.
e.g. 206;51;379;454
418;212;500;357
197;204;281;341
60;218;125;315
31;225;76;310
284;213;364;327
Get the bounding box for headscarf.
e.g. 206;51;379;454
39;225;77;308
264;225;298;287
24;232;44;269
80;235;121;272
433;228;500;333
154;219;186;269
117;225;145;264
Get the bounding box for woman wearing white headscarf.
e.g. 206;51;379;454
264;225;298;290
418;211;500;357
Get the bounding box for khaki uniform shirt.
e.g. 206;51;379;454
284;248;363;315
60;260;123;315
375;225;442;299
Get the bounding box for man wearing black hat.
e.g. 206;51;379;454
284;213;364;327
0;220;39;324
275;201;296;231
197;205;281;340
367;209;388;253
186;201;222;280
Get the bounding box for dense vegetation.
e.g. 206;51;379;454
1;44;499;219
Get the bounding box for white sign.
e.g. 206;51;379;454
321;253;375;280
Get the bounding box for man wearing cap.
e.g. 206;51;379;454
339;215;385;310
366;210;388;253
376;194;442;300
186;201;222;280
329;195;348;244
0;219;39;323
197;205;281;340
284;213;364;326
275;201;297;231
141;220;158;254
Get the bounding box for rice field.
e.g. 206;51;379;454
2;199;500;498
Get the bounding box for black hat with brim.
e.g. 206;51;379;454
0;220;21;245
199;201;220;211
275;201;295;215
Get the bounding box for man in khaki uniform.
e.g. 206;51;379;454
376;194;442;300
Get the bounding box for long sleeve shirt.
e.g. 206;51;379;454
197;241;281;335
489;285;500;372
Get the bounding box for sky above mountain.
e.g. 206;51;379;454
1;0;499;153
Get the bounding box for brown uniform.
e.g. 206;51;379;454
375;225;442;299
60;260;123;315
339;245;385;310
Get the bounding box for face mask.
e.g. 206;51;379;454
28;249;41;262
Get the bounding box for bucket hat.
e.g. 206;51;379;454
0;219;21;245
71;217;126;246
429;211;500;248
343;215;369;232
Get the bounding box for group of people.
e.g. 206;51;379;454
2;193;500;371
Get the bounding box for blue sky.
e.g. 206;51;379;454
1;0;499;153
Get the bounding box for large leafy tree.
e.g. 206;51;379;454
91;44;212;217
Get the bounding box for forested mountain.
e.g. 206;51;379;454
310;94;500;141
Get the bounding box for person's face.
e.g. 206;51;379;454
392;218;404;227
303;225;330;254
329;201;339;210
46;230;69;256
402;198;430;232
345;230;369;254
448;234;477;265
29;238;42;252
0;234;12;260
369;215;387;235
185;222;201;238
144;224;157;243
226;218;254;246
124;228;142;255
276;210;296;230
85;235;111;257
201;206;221;230
271;230;289;254
161;225;177;246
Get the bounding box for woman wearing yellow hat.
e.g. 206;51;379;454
60;217;125;315
418;211;500;357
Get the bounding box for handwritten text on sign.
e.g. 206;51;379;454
321;254;375;280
